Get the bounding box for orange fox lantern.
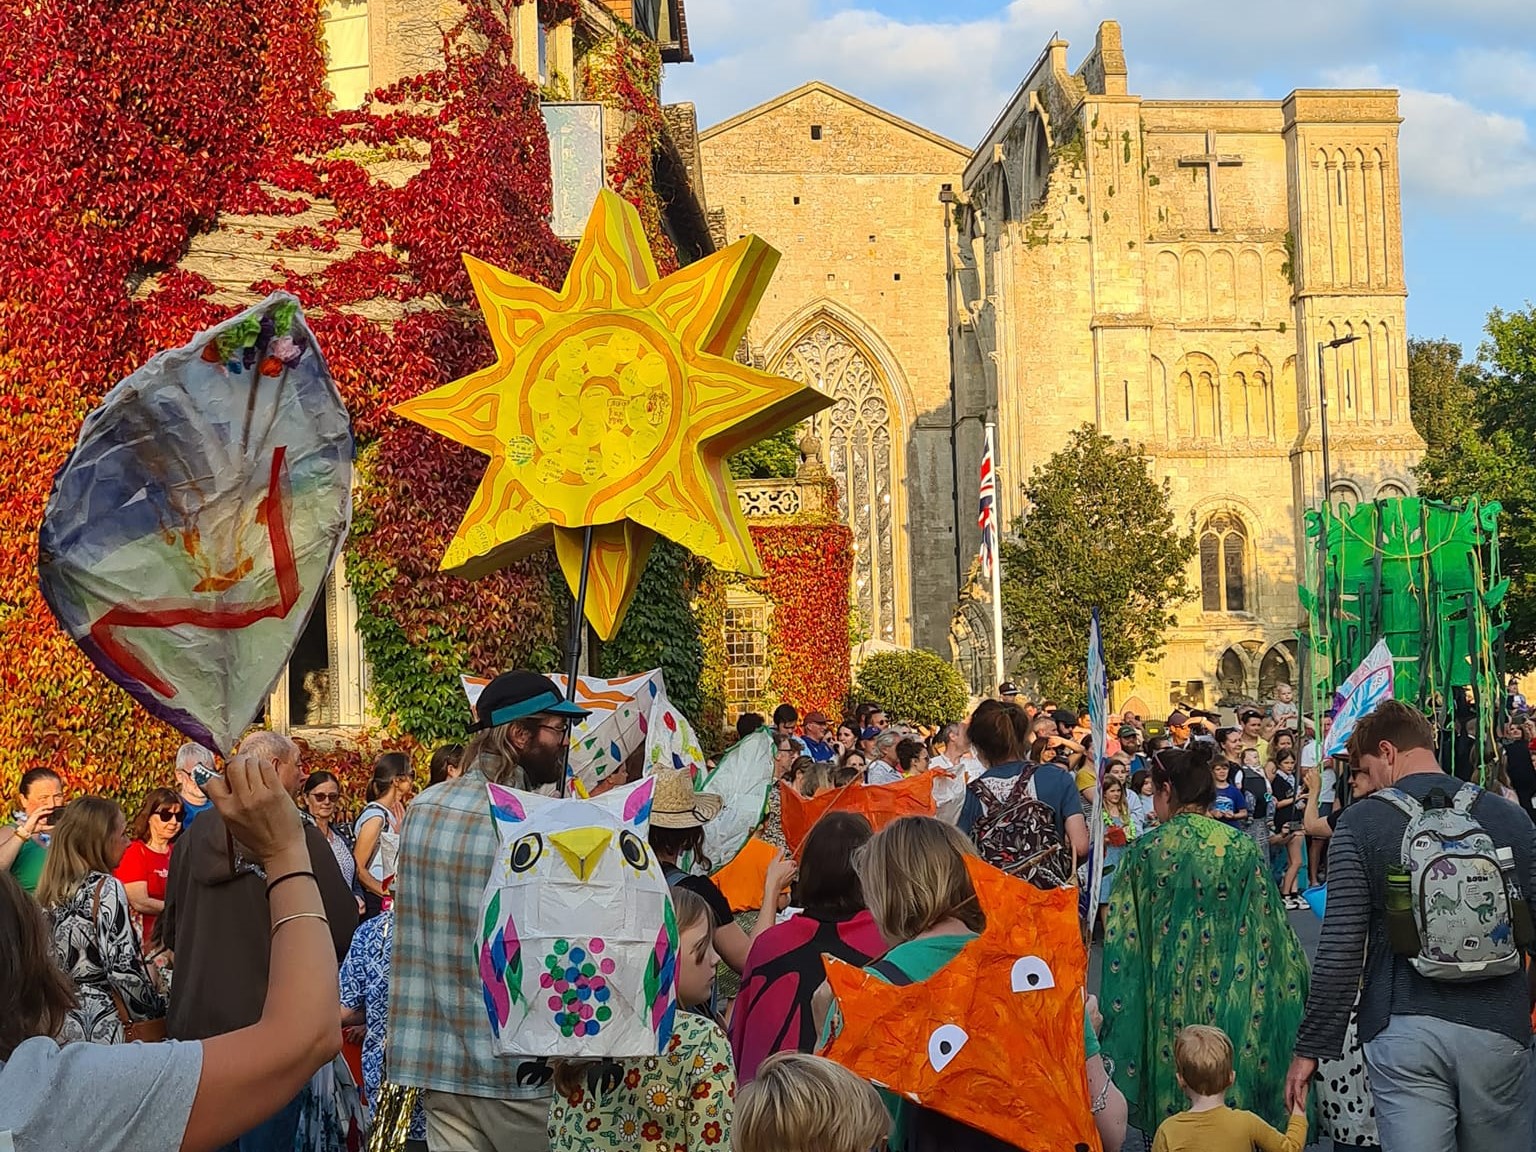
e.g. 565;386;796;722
777;773;937;856
819;855;1101;1152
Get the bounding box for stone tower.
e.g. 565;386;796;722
950;21;1423;708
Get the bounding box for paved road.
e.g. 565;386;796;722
1089;903;1335;1151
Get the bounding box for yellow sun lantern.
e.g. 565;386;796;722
395;189;832;639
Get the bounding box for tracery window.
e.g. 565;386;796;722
1199;512;1248;613
776;323;899;643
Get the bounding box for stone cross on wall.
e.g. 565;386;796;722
1179;129;1244;231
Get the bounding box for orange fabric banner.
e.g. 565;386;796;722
712;835;779;913
778;772;938;856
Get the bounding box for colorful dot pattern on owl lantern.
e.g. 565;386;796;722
395;188;832;639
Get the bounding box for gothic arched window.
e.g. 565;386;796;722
776;323;900;644
1199;512;1248;613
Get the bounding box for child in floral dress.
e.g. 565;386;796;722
548;885;735;1151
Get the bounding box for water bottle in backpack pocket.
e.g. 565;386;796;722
1377;784;1531;981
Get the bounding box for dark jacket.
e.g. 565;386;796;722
161;806;357;1040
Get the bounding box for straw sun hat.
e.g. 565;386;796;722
647;768;723;829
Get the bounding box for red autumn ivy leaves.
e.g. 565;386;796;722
751;521;855;720
0;0;575;800
0;0;852;807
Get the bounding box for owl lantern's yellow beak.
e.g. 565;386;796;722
550;827;612;881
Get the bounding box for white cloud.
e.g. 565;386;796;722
1398;89;1536;212
1449;48;1536;108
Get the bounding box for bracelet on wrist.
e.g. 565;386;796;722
270;911;329;937
266;870;318;896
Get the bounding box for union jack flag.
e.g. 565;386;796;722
978;426;997;578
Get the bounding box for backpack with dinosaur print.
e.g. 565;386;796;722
1376;783;1521;981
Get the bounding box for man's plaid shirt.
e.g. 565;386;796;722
387;770;547;1099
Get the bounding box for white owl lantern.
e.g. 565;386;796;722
478;775;679;1058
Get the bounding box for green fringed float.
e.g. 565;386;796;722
1299;496;1507;780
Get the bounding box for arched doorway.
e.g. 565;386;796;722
1258;641;1297;702
1217;645;1249;704
772;319;906;646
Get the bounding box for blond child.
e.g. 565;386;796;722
1151;1025;1307;1152
736;1052;890;1152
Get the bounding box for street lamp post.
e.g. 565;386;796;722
1314;332;1360;738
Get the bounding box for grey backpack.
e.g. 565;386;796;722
1377;784;1521;981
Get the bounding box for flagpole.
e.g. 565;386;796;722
986;421;1005;691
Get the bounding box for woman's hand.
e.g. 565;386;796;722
763;848;799;901
208;752;305;865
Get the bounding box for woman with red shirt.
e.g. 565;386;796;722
114;787;180;947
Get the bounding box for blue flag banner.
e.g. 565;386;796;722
1323;637;1396;758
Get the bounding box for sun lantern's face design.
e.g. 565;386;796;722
394;188;833;639
820;856;1101;1152
477;775;677;1058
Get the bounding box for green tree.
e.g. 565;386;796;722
1408;337;1476;457
999;424;1195;701
728;424;801;479
1415;309;1536;670
854;649;970;727
597;539;706;724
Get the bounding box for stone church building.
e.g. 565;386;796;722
700;21;1424;712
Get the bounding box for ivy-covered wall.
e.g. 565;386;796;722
0;0;855;809
0;0;669;809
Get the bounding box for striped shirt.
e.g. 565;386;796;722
387;771;549;1100
1295;772;1536;1059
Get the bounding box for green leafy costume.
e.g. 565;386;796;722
1099;812;1308;1133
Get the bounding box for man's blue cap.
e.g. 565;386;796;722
475;670;590;731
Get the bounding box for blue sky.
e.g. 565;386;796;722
664;0;1536;360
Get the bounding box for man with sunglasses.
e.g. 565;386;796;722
390;669;590;1152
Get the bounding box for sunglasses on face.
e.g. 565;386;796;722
309;791;340;802
153;809;184;821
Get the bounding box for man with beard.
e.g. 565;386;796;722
388;670;589;1152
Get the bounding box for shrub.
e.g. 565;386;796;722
854;649;969;728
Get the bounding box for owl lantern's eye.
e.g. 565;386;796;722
1010;955;1056;992
509;833;543;873
619;830;650;871
926;1024;968;1072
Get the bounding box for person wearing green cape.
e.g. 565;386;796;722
1099;741;1309;1135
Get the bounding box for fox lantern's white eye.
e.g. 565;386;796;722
1010;955;1056;992
927;1024;969;1072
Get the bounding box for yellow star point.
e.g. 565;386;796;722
394;189;832;639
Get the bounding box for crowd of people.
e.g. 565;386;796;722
3;672;1536;1152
